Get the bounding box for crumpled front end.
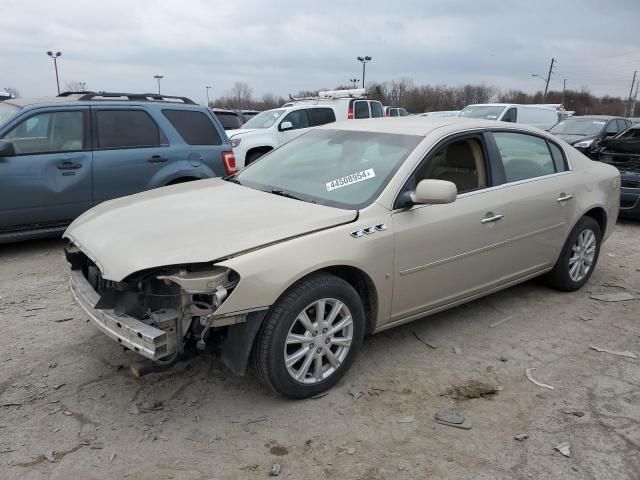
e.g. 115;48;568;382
65;243;241;362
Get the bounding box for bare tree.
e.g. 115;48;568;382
4;86;20;98
228;82;253;108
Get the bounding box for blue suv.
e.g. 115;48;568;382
0;92;236;242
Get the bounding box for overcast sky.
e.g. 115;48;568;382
2;0;640;105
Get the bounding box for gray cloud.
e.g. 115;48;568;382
2;0;639;103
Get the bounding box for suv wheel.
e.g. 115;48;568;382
545;216;601;291
253;273;365;399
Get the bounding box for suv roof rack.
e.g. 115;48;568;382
68;92;195;104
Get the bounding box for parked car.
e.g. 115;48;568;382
227;104;339;167
549;115;632;158
283;89;384;121
211;108;243;130
64;117;619;398
0;91;11;101
236;109;260;123
458;103;559;130
0;92;235;243
384;106;409;117
419;111;460;117
598;123;640;218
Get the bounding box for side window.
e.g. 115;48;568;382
616;119;628;132
96;110;163;149
606;120;618;135
4;110;84;155
399;109;409;117
414;137;487;194
370;102;383;118
389;109;399;117
214;112;242;130
354;101;370;119
163;109;222;145
493;132;556;182
502;108;517;123
548;141;567;172
280;109;310;130
310;108;336;126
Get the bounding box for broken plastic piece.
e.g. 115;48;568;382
514;433;529;441
525;368;555;390
554;441;571;457
590;345;637;359
435;412;473;430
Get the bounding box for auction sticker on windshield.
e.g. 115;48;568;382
326;169;376;192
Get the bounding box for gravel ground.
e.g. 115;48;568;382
0;220;639;480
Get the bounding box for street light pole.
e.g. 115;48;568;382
46;51;62;95
153;75;164;95
206;85;211;106
349;78;359;89
356;56;372;90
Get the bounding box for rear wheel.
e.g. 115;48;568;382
545;216;601;291
253;273;365;399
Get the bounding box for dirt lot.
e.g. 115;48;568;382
0;221;639;480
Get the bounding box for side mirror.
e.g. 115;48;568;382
279;121;293;132
605;130;617;137
410;179;457;205
0;140;15;157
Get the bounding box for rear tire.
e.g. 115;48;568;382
545;216;601;291
252;273;365;399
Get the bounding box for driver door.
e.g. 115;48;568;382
277;109;313;145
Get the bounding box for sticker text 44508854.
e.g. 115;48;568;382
326;169;376;192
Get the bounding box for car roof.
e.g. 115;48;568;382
6;93;200;110
465;103;556;111
317;116;555;136
211;108;239;114
565;115;620;120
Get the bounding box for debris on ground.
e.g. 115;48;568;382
413;332;437;349
554;441;571;457
243;415;267;432
434;412;473;430
499;356;509;362
489;316;513;328
311;391;329;399
514;433;529;441
110;452;117;462
63;410;73;416
563;409;585;417
444;380;500;399
270;463;281;476
44;450;56;462
346;447;356;455
525;368;555;390
452;345;462;354
589;292;635;302
349;387;366;402
397;416;415;424
589;345;637;359
53;317;74;323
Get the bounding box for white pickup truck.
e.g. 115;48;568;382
228;89;384;167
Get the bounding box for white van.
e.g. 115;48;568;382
282;89;384;121
458;103;559;130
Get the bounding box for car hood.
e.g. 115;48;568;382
64;178;357;281
553;134;595;145
227;128;262;138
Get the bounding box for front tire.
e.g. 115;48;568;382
545;216;601;291
253;273;365;399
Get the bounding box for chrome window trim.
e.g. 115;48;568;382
390;126;574;211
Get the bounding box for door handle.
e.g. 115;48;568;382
556;193;574;202
147;155;168;163
481;213;504;224
57;161;82;170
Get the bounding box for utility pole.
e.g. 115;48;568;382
562;79;567;106
46;51;62;95
625;70;637;117
205;85;211;107
543;57;555;99
356;56;372;90
631;79;639;118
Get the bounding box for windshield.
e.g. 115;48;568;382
550;118;606;136
242;109;286;129
0;102;19;129
459;105;506;120
234;129;422;209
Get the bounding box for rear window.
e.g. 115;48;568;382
214;111;242;130
96;110;162;149
370;102;383;118
354;101;369;119
310;108;336;126
163;109;222;145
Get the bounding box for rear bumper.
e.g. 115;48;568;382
69;269;173;360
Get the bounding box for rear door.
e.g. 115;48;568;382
91;107;174;204
353;100;370;119
0;107;92;231
489;131;576;274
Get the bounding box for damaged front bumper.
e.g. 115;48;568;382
69;269;175;360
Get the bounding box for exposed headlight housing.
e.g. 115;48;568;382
230;138;241;148
574;139;594;149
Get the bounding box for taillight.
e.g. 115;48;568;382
347;106;354;119
222;151;237;175
384;110;388;117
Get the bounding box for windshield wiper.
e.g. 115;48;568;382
270;189;315;203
